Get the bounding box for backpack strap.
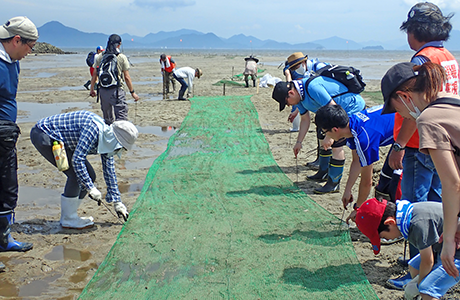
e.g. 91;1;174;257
425;97;460;156
425;97;460;108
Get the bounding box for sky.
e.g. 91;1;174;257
3;0;460;44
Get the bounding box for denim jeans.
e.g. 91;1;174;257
401;147;442;203
173;74;188;99
409;254;460;298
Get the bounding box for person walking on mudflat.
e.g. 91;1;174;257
90;34;139;124
0;17;38;262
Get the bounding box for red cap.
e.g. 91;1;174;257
355;198;387;255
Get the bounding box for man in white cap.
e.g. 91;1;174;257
30;111;138;229
173;67;202;100
0;16;38;260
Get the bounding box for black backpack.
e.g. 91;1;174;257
98;53;119;88
305;64;366;99
86;51;96;67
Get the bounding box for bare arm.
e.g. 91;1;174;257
389;118;417;169
293;113;311;157
123;70;139;101
418;247;434;284
429;148;460;277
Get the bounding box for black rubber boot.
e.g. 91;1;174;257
307;169;327;181
245;80;249;88
253;80;256;87
314;176;340;194
0;211;33;252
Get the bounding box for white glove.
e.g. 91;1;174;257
114;202;129;222
88;187;102;205
404;275;420;300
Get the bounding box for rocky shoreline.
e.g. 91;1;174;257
32;42;76;54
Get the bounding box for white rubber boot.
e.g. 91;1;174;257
291;113;300;132
60;195;94;229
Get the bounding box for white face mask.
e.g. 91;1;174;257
399;95;422;119
296;64;306;75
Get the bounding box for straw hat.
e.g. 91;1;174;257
286;52;308;70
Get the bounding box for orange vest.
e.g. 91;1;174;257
394;46;460;148
163;56;176;73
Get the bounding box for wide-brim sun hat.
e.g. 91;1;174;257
195;68;202;78
286;52;308;70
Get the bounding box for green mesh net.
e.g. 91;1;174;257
79;96;378;300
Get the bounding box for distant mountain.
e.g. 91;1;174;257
36;21;460;50
310;36;362;50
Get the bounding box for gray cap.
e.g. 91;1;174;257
112;121;138;150
0;16;38;40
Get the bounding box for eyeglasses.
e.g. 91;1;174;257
20;38;35;51
320;129;330;136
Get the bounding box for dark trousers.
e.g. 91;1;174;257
30;126;96;199
0;148;18;212
173;74;188;100
99;86;128;125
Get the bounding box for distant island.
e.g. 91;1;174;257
362;45;384;50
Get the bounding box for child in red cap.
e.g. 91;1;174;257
356;198;460;299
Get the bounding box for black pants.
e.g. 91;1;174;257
0;121;20;212
30;126;96;199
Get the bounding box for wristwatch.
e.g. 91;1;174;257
392;142;405;152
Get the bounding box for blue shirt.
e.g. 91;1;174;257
36;111;121;203
295;76;366;114
346;105;395;167
0;58;20;122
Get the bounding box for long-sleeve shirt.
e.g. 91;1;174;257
0;42;20;122
36;111;121;203
173;67;196;90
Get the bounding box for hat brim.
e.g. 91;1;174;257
288;57;308;70
381;97;396;115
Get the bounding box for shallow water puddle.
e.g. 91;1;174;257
136;125;177;137
44;245;92;261
17;101;91;123
0;274;61;298
15;186;61;221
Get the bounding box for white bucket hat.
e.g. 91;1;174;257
112;121;138;150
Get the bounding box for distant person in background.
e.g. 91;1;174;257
173;67;202;100
90;34;139;124
243;55;259;88
159;54;176;97
83;46;104;90
384;2;460;290
0;16;38;260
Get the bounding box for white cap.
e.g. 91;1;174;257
112;121;138;150
0;16;38;40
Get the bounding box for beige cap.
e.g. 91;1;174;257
0;16;38;40
195;68;202;78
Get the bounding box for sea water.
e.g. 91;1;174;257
21;48;460;82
